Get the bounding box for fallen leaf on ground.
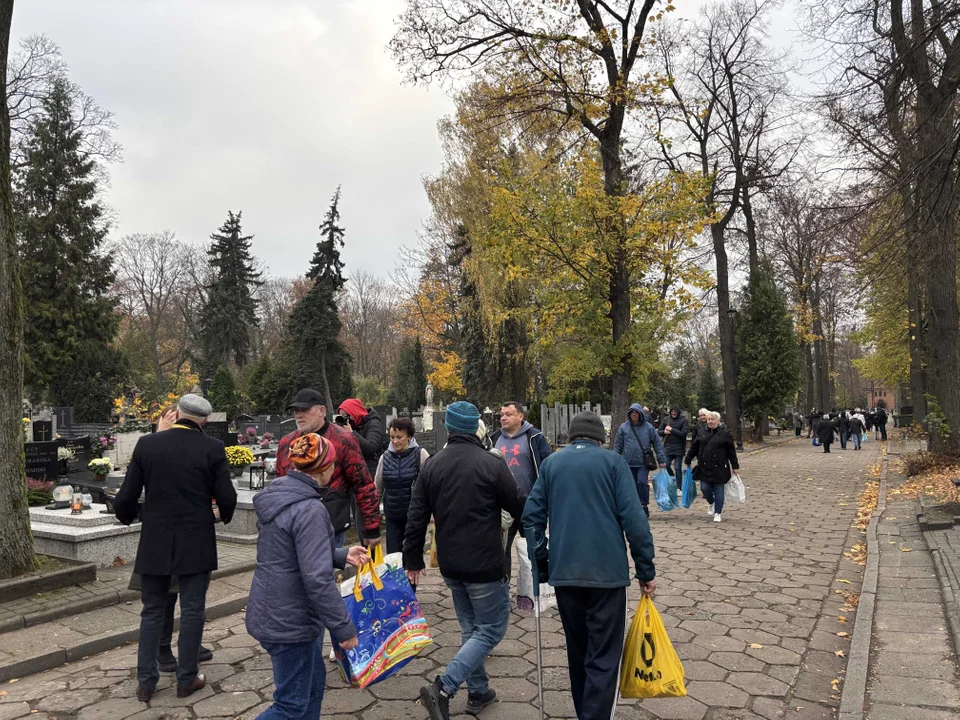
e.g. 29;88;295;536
835;650;846;657
901;548;912;552
837;579;852;584
749;643;763;649
837;632;850;638
838;616;847;623
0;691;6;696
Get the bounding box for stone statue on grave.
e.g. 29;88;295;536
423;382;435;431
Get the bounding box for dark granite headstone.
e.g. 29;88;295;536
57;436;92;466
24;441;59;482
205;421;234;446
54;407;73;431
32;420;53;442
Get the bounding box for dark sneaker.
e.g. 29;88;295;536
419;677;450;720
198;645;213;663
517;596;534;612
157;646;177;673
466;688;497;715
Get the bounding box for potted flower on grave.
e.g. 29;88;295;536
92;433;117;459
225;445;255;477
57;446;76;475
88;457;112;480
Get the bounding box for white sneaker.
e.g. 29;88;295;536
328;648;336;662
707;504;715;515
714;513;722;523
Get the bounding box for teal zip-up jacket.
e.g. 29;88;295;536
522;440;656;586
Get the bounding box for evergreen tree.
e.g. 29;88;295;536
15;78;120;401
737;261;802;438
208;364;239;420
288;187;352;407
247;354;274;414
198;211;262;372
49;340;129;422
698;357;723;412
389;338;427;412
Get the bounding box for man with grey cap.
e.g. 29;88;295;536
523;410;656;720
115;393;238;703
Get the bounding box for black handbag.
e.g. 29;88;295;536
631;423;658;471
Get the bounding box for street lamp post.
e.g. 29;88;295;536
727;308;744;451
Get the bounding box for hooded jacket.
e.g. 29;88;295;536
489;421;553;493
614;404;667;468
245;469;356;645
339;399;385;479
658;407;689;456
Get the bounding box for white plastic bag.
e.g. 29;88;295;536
515;536;556;611
729;474;746;504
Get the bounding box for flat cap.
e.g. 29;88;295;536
178;393;212;418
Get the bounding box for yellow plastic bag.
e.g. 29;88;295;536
619;595;687;698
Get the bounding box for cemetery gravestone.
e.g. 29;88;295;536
54;407;73;432
205;421;234;446
25;441;59;482
58;436;92;468
32;420;54;443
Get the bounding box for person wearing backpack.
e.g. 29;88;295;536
375;417;431;554
614;404;667;517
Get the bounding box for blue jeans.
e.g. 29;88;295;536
258;638;324;719
840;430;848;449
630;467;650;514
852;432;861;450
440;578;511;697
701;481;725;514
667;454;683;484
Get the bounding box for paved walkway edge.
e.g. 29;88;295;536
838;456;887;720
0;559;256;636
0;590;249;683
922;524;960;660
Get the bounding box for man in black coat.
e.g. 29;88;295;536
115;394;238;703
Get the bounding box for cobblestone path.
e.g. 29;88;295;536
0;437;882;719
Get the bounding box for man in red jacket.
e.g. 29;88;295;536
276;388;380;547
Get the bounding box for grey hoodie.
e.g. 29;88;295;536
245;470;355;645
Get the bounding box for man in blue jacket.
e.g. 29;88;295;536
614;403;667;516
523;411;656;720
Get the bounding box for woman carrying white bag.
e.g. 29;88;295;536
683;411;743;523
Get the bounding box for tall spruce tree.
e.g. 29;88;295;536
15;77;122;409
208;363;239;420
737;261;801;440
698;357;723;413
389;338;427;412
198;211;262;372
288;187;352;407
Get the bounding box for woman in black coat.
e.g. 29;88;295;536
818;415;838;453
684;411;740;524
837;411;851;450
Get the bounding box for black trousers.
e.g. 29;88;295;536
555;586;627;720
138;572;209;690
385;515;407;555
503;523;520;582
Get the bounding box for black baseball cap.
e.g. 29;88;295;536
287;388;326;410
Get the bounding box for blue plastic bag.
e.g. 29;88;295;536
653;468;678;512
812;436;820;447
681;467;697;508
862;432;868;443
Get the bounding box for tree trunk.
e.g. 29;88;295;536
906;237;927;421
712;224;741;440
742;186;759;278
0;0;36;580
804;338;815;415
600;133;631;445
320;352;335;412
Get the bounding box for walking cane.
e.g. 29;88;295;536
525;526;545;720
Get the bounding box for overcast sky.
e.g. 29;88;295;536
13;1;802;283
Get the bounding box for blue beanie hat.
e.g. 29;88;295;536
445;401;481;435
